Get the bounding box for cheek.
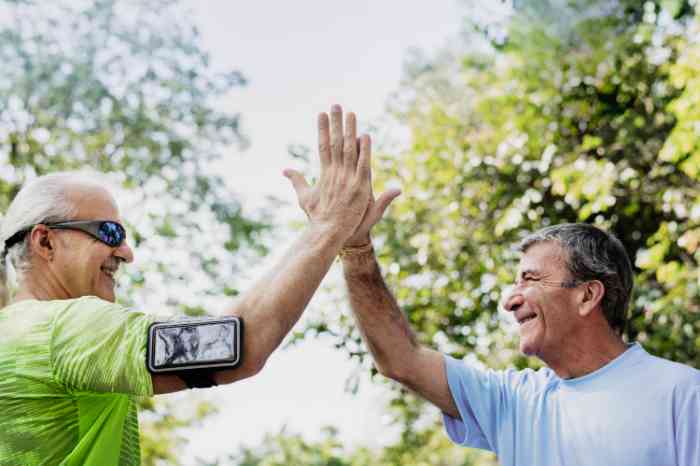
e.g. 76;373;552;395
522;292;552;334
82;251;111;285
541;295;575;334
522;289;544;314
55;250;89;282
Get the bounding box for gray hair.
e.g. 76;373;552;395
517;223;634;336
0;172;109;307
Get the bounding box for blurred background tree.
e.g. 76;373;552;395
0;0;270;312
204;426;493;466
0;0;269;463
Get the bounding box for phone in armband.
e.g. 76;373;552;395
147;316;243;374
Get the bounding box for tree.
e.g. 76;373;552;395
0;0;270;312
0;0;270;463
301;0;699;462
207;426;495;466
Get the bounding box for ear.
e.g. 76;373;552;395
28;225;55;262
578;280;605;317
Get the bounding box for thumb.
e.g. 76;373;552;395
283;169;310;196
369;188;401;224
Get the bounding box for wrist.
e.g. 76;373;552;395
339;241;373;258
343;233;371;249
308;221;348;250
340;242;377;274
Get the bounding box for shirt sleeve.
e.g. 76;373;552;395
675;385;700;466
50;296;156;396
442;354;523;454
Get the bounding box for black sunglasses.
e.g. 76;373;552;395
4;220;127;252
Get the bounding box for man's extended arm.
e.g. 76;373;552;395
153;106;372;394
216;222;345;384
340;247;460;418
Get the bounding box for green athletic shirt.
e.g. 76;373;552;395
0;296;156;466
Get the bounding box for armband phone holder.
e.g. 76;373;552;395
147;316;243;388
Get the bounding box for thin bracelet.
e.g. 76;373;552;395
338;242;374;258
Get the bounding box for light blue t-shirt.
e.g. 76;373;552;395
443;343;700;466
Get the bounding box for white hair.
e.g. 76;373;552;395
0;171;111;307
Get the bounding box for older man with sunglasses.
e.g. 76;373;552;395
0;105;398;465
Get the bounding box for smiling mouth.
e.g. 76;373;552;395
101;268;117;280
518;315;537;325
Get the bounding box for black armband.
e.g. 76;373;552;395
178;369;219;389
146;316;243;389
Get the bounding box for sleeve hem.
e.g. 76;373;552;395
442;354;472;446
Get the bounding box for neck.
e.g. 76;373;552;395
542;328;627;380
14;270;72;303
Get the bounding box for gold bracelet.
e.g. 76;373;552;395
338;242;374;258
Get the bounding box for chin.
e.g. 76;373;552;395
96;288;116;303
520;342;534;356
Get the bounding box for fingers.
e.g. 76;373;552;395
344;112;358;170
375;189;402;216
357;189;399;233
325;105;360;170
345;189;401;246
283;169;310;197
356;134;371;179
318;113;331;172
330;105;344;165
367;189;401;226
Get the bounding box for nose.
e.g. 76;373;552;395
502;288;524;313
115;240;135;264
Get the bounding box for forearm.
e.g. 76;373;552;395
341;246;460;417
217;223;344;383
341;247;420;380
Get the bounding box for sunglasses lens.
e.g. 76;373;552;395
98;222;125;247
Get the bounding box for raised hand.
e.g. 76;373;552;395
342;174;401;247
284;105;377;242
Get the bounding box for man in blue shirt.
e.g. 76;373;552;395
331;218;699;465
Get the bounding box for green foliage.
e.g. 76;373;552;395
0;0;271;313
209;427;365;466
384;0;700;370
139;396;218;466
206;426;496;466
0;0;271;462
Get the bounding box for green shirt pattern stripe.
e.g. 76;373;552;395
0;297;155;466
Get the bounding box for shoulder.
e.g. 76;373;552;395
505;366;558;395
445;354;556;394
64;295;127;312
55;296;140;321
640;348;700;382
51;296;156;339
636;347;700;397
1;299;97;332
